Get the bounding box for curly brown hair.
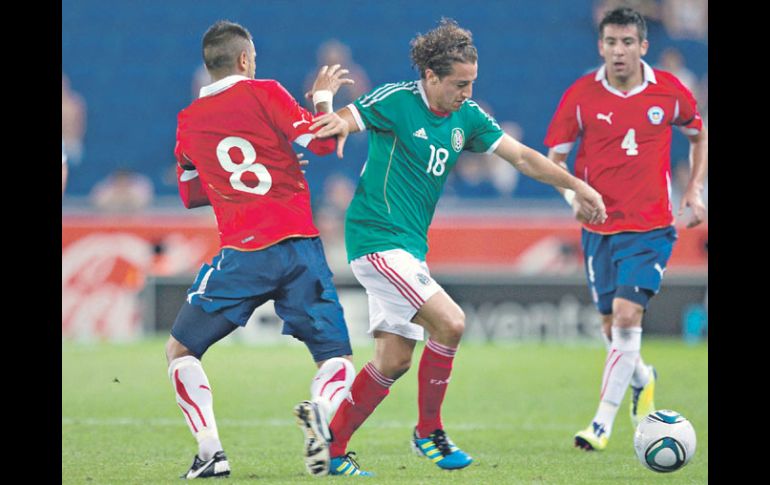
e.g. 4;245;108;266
410;18;478;79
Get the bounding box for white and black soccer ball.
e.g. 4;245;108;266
633;410;696;473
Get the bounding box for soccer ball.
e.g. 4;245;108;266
633;410;696;473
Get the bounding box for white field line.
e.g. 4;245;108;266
61;417;571;431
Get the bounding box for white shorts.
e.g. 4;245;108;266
350;249;443;341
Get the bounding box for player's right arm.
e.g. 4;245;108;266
310;106;361;159
679;128;707;228
176;163;210;209
664;72;708;229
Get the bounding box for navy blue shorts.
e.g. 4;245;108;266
581;226;677;315
171;237;352;361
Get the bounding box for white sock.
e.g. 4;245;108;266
592;326;642;437
630;354;651;389
169;356;222;460
310;357;355;422
606;322;649;389
592;401;619;437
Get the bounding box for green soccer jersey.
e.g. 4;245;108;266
344;80;504;262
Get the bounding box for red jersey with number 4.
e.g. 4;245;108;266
175;75;336;250
544;62;703;234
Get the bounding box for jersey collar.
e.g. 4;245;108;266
595;60;656;98
199;75;250;98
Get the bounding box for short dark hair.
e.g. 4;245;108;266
202;20;253;74
599;7;647;41
410;18;478;79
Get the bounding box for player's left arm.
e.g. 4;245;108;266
669;73;708;228
267;82;335;157
494;134;607;224
679;127;708;228
268;67;353;158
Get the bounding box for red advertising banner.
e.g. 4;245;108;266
62;213;707;340
427;216;708;273
62;214;221;341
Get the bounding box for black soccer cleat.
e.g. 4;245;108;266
181;450;231;479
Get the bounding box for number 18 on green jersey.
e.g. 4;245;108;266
344;80;504;262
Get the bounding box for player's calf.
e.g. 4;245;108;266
310;357;355;428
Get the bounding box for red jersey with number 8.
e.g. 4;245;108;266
544;62;703;234
175;75;336;250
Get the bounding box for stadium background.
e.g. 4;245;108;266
61;0;708;345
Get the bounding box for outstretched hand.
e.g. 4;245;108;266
305;64;355;100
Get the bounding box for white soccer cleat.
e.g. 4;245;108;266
294;400;331;476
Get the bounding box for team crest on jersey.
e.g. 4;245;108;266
451;128;465;153
647;106;665;125
416;273;432;286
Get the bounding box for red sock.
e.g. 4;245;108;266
416;339;456;438
329;362;393;457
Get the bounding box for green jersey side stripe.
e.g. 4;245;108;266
383;136;398;214
359;81;411;105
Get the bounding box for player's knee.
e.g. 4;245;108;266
391;357;413;379
440;310;466;343
165;336;194;364
375;355;412;380
612;304;643;328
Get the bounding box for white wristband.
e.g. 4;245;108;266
563;189;575;206
312;90;333;109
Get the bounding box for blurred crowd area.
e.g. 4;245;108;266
62;0;707;221
62;1;708;342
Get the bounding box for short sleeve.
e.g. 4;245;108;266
350;82;408;132
262;80;335;154
544;84;581;151
264;81;316;140
668;75;703;135
463;101;504;153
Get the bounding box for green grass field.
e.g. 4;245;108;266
62;337;707;484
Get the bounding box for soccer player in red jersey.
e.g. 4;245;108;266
544;7;707;451
164;20;358;478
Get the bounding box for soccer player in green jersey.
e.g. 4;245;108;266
309;18;608;476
